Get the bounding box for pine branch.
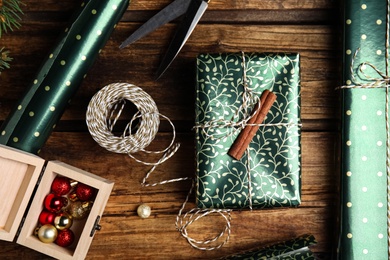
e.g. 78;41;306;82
0;0;24;37
0;47;12;74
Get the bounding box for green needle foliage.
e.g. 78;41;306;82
0;47;12;73
0;0;23;74
0;0;23;37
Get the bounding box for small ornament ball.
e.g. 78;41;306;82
38;210;56;225
67;201;93;219
37;224;58;243
44;193;68;213
56;229;75;247
137;204;151;218
75;183;95;201
51;176;71;196
54;212;73;230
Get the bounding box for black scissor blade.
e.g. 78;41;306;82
119;0;191;48
155;0;208;79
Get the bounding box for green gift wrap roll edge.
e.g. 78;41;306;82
0;0;130;154
339;0;389;259
222;234;317;260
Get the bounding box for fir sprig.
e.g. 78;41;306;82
0;0;23;37
0;47;12;73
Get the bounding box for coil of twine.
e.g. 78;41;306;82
86;82;229;251
86;82;179;166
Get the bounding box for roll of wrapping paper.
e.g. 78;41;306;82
0;0;129;154
222;234;317;260
339;0;390;259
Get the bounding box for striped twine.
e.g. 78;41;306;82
85;82;231;250
86;82;180;166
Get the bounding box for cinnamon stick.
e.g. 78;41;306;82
228;90;277;160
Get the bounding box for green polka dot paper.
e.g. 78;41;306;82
340;1;389;259
223;234;316;260
195;53;301;209
0;0;129;154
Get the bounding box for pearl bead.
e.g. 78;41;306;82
137;204;151;218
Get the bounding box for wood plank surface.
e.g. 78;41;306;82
0;0;340;259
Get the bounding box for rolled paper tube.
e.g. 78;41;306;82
0;0;129;154
222;234;317;259
228;90;277;160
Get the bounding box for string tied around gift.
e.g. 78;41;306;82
193;51;300;210
337;48;390;90
338;49;390;256
194;53;261;143
337;0;390;252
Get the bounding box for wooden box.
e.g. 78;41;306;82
0;144;114;259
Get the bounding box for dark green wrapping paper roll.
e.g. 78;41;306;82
339;1;390;259
0;0;129;154
195;53;301;209
222;234;317;260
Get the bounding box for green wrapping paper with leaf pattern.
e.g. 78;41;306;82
195;53;301;209
339;1;390;259
222;234;317;260
0;0;129;154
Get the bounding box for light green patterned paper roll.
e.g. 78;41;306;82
339;1;389;259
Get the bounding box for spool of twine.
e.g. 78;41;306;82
86;82;230;250
86;82;179;165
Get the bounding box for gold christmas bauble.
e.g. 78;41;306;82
37;224;58;243
67;201;93;219
54;213;73;230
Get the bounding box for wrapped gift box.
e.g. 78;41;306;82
195;52;301;209
339;1;390;259
0;0;129;154
0;144;113;259
222;234;317;260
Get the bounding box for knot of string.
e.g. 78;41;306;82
194;52;260;143
338;48;390;90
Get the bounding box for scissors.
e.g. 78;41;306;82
119;0;210;80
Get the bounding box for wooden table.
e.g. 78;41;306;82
0;0;339;259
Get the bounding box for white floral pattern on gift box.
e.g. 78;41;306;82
195;53;301;209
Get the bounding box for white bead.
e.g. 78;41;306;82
137;204;151;218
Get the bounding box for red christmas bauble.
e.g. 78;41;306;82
75;183;95;201
51;177;72;196
55;229;75;247
38;210;56;225
44;193;68;213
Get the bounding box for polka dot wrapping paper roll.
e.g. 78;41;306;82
222;234;316;259
339;0;390;259
0;0;129;154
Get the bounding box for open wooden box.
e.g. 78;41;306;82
0;144;114;259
